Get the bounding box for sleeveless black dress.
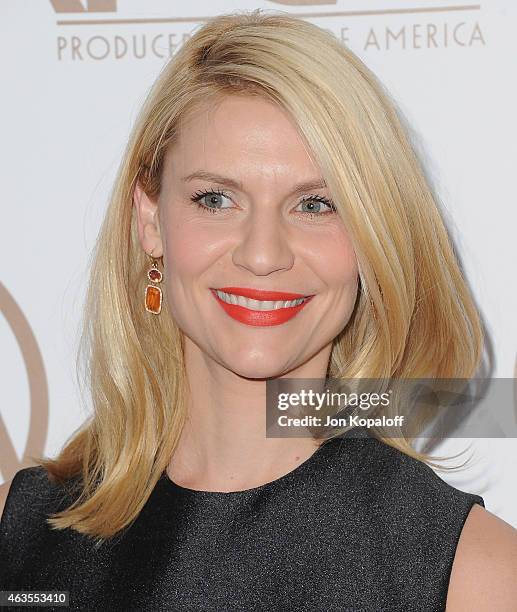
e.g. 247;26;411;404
0;428;484;611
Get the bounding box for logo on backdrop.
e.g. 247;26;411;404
49;1;485;62
0;283;49;482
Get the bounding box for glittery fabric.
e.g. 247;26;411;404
0;427;484;611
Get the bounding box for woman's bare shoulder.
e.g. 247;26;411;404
446;504;517;611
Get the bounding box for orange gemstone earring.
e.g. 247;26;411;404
144;249;162;315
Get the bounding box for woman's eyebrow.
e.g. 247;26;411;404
181;170;327;195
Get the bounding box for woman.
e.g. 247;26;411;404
1;9;516;611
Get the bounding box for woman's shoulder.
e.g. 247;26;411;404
0;466;86;589
336;431;485;512
2;463;53;493
340;433;517;609
0;466;65;540
329;433;484;550
1;466;47;514
446;502;517;610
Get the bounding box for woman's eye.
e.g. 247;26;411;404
296;195;337;217
190;189;233;214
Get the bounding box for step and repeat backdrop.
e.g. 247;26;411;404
1;1;516;526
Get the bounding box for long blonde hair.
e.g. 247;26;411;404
35;9;484;544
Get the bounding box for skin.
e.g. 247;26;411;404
2;95;515;607
134;94;359;492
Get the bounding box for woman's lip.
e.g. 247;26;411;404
211;290;314;327
213;286;312;301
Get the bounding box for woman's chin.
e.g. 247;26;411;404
224;359;293;382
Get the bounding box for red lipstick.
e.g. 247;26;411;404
211;287;314;327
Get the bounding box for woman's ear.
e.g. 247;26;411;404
133;181;163;257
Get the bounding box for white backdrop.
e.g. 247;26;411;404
1;0;516;527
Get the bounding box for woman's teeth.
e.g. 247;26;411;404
215;290;306;311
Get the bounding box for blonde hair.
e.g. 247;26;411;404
34;9;484;544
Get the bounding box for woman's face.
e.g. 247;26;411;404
136;94;358;379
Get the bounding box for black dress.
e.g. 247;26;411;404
0;428;484;611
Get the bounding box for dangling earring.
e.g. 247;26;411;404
144;249;162;315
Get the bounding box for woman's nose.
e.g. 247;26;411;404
231;209;295;277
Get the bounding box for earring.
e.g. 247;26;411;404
144;249;162;315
